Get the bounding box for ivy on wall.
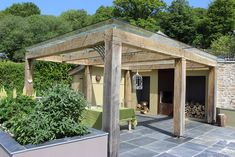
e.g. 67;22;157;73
0;61;74;95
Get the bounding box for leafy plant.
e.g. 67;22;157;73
0;61;74;95
10;84;89;145
0;95;36;128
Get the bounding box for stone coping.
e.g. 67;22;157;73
217;107;235;112
0;128;108;156
217;60;235;63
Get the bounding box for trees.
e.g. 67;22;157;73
92;6;114;23
113;0;166;20
191;8;209;48
0;15;31;61
160;0;196;44
0;0;234;60
27;15;72;43
113;0;165;32
0;11;6;20
211;35;235;57
4;2;40;17
0;15;72;61
206;0;235;47
60;9;91;30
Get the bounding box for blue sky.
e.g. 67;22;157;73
0;0;212;16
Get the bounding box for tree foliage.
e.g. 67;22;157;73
113;0;165;31
92;6;114;23
206;0;235;47
61;9;91;30
27;15;72;43
4;2;40;17
211;35;235;57
0;15;72;61
160;0;196;44
0;0;234;61
113;0;166;20
0;15;31;61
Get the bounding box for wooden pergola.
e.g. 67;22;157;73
24;19;217;157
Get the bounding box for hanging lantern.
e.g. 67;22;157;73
133;72;143;90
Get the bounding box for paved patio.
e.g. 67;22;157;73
119;114;235;157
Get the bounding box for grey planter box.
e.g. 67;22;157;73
0;128;108;157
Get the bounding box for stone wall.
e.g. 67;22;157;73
217;62;235;109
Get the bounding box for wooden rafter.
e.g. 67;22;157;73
112;29;217;67
26;29;112;59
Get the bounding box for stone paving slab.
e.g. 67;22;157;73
143;141;178;153
119;115;235;157
119;148;158;157
119;142;137;154
164;137;193;144
128;136;156;146
167;146;199;157
154;153;178;157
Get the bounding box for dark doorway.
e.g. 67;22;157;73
186;76;206;104
185;76;206;119
158;69;174;116
136;76;150;109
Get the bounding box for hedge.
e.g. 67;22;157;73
0;61;74;95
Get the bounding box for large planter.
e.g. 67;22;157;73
0;128;108;157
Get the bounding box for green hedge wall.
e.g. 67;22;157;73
0;61;73;95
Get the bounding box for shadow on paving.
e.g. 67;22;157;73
119;114;235;157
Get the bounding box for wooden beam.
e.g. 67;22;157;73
62;46;141;62
207;67;217;124
26;30;110;59
124;70;132;108
36;56;63;63
24;59;34;96
87;52;173;65
84;66;92;104
173;58;186;137
113;29;217;67
123;60;174;70
102;37;122;157
36;56;89;65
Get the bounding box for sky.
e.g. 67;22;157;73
0;0;212;16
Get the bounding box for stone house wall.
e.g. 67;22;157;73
217;62;235;109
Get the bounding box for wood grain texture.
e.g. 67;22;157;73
173;58;186;137
124;70;132;108
26;30;108;59
113;29;217;67
207;67;217;123
84;66;92;105
102;33;122;157
24;59;34;96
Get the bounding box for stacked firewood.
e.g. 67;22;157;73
185;102;205;119
136;102;149;114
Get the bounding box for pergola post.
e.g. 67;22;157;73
24;59;34;96
84;65;92;105
102;37;122;157
124;70;132;108
173;58;186;137
207;67;217;124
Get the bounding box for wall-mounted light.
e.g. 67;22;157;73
95;75;101;82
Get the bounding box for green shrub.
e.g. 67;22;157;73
0;61;74;94
0;61;24;92
33;61;74;94
10;84;88;145
0;95;36;128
